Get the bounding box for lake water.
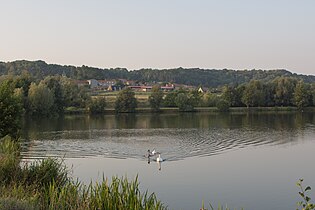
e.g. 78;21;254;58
20;112;315;210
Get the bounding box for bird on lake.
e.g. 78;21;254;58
147;149;157;157
156;154;163;162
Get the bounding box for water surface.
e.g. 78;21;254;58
21;112;315;210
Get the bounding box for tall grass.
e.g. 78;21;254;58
0;136;166;210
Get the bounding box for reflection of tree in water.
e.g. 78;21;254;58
115;114;137;129
20;112;315;160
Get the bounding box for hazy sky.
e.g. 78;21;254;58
1;0;314;75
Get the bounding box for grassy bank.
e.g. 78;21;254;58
0;136;166;210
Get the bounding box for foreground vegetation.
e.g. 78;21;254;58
0;136;166;210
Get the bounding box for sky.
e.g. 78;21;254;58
1;0;314;75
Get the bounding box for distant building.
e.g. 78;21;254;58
97;80;116;87
74;80;89;87
198;87;205;93
128;84;175;92
87;79;99;89
107;85;122;91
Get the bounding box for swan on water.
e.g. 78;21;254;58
147;149;157;157
151;149;157;155
156;154;163;162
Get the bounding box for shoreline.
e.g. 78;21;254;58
63;106;315;115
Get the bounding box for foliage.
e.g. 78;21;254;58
0;138;166;210
115;88;137;113
88;97;107;114
202;93;219;107
221;85;244;107
189;89;202;106
241;80;265;107
216;99;230;112
61;78;90;108
0;136;21;185
175;92;195;112
28;82;55;116
1;60;315;88
42;76;66;113
296;179;315;210
149;85;164;112
163;92;177;107
294;81;309;110
0;81;23;139
272;77;298;106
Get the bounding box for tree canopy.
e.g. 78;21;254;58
0;81;23;138
1;60;315;88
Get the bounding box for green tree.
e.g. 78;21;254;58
115;88;137;113
189;89;202;106
163;92;177;107
216;99;230;112
221;85;242;107
175;92;194;111
273;77;297;106
294;80;309;110
310;84;315;106
149;86;164;112
202;92;219;107
42;76;65;113
241;80;265;108
61;78;90;108
28;82;55;116
88;97;106;114
0;80;23;139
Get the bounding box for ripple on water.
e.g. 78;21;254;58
21;127;312;161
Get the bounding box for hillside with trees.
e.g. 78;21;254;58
1;60;315;87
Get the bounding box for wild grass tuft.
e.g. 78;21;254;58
0;137;167;210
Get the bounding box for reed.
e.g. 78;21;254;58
0;137;167;210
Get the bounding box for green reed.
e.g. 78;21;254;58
0;137;166;210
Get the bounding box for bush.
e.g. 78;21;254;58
88;97;106;114
216;99;230;112
115;88;137;113
0;138;166;210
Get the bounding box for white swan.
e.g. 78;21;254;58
147;149;157;157
156;154;163;162
151;149;157;156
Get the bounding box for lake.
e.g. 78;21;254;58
20;112;315;210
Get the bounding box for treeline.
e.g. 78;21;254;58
0;74;92;119
1;60;315;87
148;76;315;111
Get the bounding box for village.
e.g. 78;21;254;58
75;78;207;93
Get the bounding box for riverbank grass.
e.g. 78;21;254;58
0;136;166;210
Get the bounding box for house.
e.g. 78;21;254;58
128;84;175;92
198;87;205;93
107;85;122;91
87;79;99;89
74;80;89;87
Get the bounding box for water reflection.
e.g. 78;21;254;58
20;112;315;161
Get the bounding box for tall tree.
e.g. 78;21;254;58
241;80;265;107
221;85;242;107
28;82;55;116
115;88;137;113
0;80;23;139
175;92;195;111
149;86;164;112
42;76;65;113
88;97;106;114
273;77;297;106
293;80;309;110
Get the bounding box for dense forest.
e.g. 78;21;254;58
1;60;315;87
